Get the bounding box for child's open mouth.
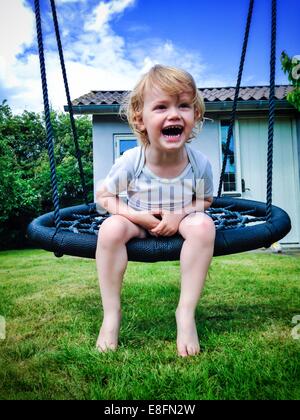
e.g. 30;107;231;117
161;125;184;141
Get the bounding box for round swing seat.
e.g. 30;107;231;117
27;197;291;262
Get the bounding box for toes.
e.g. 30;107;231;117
96;338;108;352
187;344;200;356
177;343;188;357
177;342;200;357
96;343;106;353
107;342;117;351
96;340;117;353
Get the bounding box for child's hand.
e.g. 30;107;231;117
149;211;184;237
135;213;161;235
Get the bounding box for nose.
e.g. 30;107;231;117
167;106;181;120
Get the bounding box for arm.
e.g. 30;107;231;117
97;183;140;223
96;183;160;231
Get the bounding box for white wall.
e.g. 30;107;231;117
238;116;300;244
192;120;221;196
93;115;131;196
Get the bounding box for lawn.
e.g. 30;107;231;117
0;249;299;400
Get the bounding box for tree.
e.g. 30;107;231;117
281;51;300;111
0;101;93;249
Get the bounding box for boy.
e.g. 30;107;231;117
96;65;215;357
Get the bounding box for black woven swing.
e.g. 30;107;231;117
27;0;291;262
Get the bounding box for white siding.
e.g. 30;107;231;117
192;120;221;197
93;115;131;196
238;117;300;244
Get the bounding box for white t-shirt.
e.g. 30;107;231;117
98;145;213;212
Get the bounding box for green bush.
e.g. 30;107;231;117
0;101;93;249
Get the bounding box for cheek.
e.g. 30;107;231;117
187;113;197;126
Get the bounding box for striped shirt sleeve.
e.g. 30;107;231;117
97;149;136;195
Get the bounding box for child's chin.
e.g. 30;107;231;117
162;135;183;144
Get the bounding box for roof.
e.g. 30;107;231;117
69;85;295;114
72;86;293;106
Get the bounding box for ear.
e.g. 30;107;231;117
194;108;202;123
134;112;145;132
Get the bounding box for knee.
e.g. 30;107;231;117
98;216;129;248
183;213;216;244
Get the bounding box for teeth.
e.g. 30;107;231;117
162;125;183;137
164;125;183;130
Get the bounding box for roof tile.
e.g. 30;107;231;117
72;86;293;106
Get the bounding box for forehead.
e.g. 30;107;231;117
143;86;193;104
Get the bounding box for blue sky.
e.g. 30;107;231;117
0;0;299;113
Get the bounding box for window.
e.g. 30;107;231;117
220;121;237;192
114;134;137;159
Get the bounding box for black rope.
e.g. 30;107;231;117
266;0;277;222
34;0;61;230
59;206;266;236
217;0;254;197
50;0;89;206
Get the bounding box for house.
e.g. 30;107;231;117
68;86;300;247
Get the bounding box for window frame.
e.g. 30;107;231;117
113;134;138;161
218;120;242;196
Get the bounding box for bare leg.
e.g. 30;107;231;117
176;212;215;357
96;215;146;352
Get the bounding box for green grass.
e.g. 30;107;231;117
0;249;299;400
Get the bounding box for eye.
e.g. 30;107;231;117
154;104;166;110
180;103;191;108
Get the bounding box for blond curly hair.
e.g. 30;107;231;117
120;65;205;146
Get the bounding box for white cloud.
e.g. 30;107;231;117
0;0;35;89
0;0;231;114
0;0;34;60
85;0;135;33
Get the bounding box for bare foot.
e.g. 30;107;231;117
175;307;200;357
96;310;121;352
